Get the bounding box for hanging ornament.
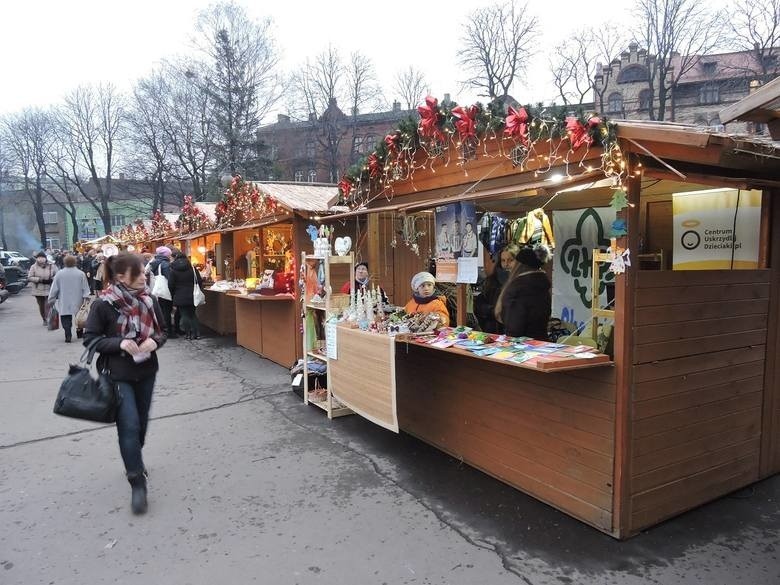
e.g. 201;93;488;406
423;139;446;158
610;190;629;211
451;105;478;142
607;243;631;275
510;144;528;167
367;153;381;178
610;218;628;237
417;96;445;142
338;177;353;200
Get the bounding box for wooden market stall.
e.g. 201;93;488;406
180;181;350;368
318;105;780;539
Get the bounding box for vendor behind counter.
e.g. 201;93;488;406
495;245;551;340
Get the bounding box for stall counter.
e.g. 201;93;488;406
234;293;298;367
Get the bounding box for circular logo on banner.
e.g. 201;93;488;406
681;230;701;250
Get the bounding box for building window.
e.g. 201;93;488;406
43;211;58;224
305;141;316;159
702;62;717;76
607;92;623;114
111;215;127;228
617;64;649;84
268;145;278;161
351;135;364;155
699;84;719;105
363;135;376;152
638;89;652;111
46;237;60;249
294;170;304;182
308;169;317;183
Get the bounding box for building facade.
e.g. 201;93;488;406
257;99;417;184
594;43;779;132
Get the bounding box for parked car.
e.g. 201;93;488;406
0;250;32;270
1;264;28;294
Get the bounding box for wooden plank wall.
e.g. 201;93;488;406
629;270;770;533
396;344;617;533
761;192;780;476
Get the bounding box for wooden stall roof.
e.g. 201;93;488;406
720;76;780;139
251;182;340;213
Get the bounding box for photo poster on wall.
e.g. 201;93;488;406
552;207;617;335
435;202;478;260
672;188;762;270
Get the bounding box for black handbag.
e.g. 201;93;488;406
53;337;121;423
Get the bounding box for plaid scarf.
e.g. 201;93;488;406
101;283;161;341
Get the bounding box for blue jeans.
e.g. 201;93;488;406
115;376;156;475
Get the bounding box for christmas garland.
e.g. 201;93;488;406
337;96;623;208
150;209;174;240
177;195;215;235
215;175;279;228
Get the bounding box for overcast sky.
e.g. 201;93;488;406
0;0;725;119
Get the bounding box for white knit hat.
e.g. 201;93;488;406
411;271;435;291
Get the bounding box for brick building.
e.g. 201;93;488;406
257;99;416;184
594;43;779;132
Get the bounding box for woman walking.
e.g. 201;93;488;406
28;251;57;325
168;251;202;340
83;252;167;514
48;255;91;342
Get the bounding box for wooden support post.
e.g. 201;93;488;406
611;157;641;538
456;283;467;327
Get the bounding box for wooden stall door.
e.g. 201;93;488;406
629;270;770;534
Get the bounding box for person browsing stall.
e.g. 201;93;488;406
340;261;388;303
403;271;450;327
495;246;552;340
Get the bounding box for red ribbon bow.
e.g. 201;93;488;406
368;153;381;178
385;133;399;155
504;106;530;145
338;177;353;199
565;116;593;150
451;105;478;141
417;96;444;142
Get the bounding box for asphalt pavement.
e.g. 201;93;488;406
1;289;778;585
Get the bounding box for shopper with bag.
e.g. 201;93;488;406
167;250;203;340
83;252;167;515
145;246;176;338
48;255;91;343
28;251;58;325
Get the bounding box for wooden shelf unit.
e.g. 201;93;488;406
301;251;355;419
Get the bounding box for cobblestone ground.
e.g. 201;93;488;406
1;290;778;584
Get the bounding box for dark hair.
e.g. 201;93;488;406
104;252;143;285
34;251;46;258
515;247;544;270
63;255;77;268
355;261;369;272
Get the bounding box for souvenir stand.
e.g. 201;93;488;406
181;179;346;367
317;97;780;539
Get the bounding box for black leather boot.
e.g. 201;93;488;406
127;472;148;515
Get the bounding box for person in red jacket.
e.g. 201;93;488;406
403;271;450;327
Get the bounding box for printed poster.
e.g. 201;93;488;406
435;202;478;260
673;188;762;270
552;207;616;333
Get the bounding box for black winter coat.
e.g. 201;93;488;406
146;255;172;281
499;271;551;340
83;298;168;382
168;256;202;307
474;273;504;334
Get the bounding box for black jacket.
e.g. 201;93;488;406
83;298;168;382
168;256;202;307
500;271;551;340
146;255;172;281
474;273;504;334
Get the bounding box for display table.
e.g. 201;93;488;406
197;288;237;335
234;294;298;367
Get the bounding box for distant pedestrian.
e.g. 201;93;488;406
145;246;176;338
47;255;91;342
168;250;202;340
27;251;57;325
83;252;167;515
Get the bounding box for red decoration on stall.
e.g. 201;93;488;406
565;116;595;150
368;153;381;178
215;175;278;227
451;105;478;141
504;106;530;145
178;194;215;235
417;96;445;142
385;132;399;156
338;177;353;199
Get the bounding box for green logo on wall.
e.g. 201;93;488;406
559;208;614;308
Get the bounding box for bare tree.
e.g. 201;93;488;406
592;25;628;113
551;25;626;108
58;83;125;234
1;110;54;249
0;137;12;249
634;0;726;121
42;118;83;246
729;0;780;77
346;52;384;164
458;0;540;99
394;66;429;110
195;1;281;176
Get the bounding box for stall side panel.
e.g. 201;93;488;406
629;270;769;533
396;344;617;532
